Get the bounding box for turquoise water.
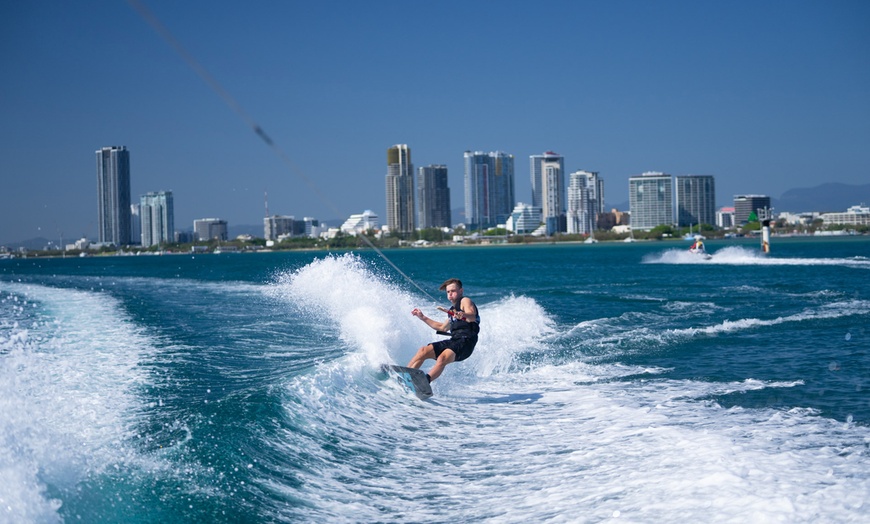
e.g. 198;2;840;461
1;238;869;522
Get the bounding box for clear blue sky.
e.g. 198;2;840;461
2;0;868;245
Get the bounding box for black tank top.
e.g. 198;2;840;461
449;299;480;337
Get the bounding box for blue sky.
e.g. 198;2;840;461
2;0;868;244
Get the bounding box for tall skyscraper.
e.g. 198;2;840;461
733;195;771;225
675;175;716;227
264;215;295;241
490;151;515;226
140;191;175;247
417;165;451;229
96;146;131;245
567;170;603;235
533;152;566;235
385;144;414;236
629;172;674;231
530;151;564;211
130;204;141;246
464;151;515;230
464;151;490;229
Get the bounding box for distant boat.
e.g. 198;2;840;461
688;238;712;260
690;250;712;260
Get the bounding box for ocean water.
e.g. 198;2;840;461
1;237;869;523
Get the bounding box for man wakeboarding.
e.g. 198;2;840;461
407;278;479;383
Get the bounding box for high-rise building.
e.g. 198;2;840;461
629;172;674;231
264;215;295;240
530;151;564;211
385;144;414;236
675;175;716;228
464;152;490;229
533;152;566;235
96;146;131;245
194;218;228;241
130;204;141;246
417;165;451;229
302;217;321;238
733;195;771;225
464;150;516;230
490;151;515;226
465;151;516;228
140;191;174;247
567;170;604;235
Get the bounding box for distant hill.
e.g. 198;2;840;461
773;183;870;213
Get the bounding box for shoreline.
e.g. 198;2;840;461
2;233;868;260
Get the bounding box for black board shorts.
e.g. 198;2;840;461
431;336;478;362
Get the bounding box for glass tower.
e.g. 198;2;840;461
464;151;515;230
629;172;674;231
418;165;451;229
96;146;131;245
675;175;716;227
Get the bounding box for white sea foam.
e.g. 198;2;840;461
268;253;556;384
269;253;423;368
261;255;870;522
560;299;870;356
646;245;870;268
273;344;870;523
0;283;154;523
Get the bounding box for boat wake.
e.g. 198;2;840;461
646;246;870;268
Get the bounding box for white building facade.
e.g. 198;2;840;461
530;152;566;235
506;203;542;234
341;210;379;235
821;205;870;226
140;191;174;247
567;170;603;235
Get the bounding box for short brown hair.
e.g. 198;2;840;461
439;278;462;291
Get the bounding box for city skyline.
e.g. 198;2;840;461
10;141;870;248
2;1;869;245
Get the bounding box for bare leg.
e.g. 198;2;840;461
407;344;435;369
426;349;456;382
